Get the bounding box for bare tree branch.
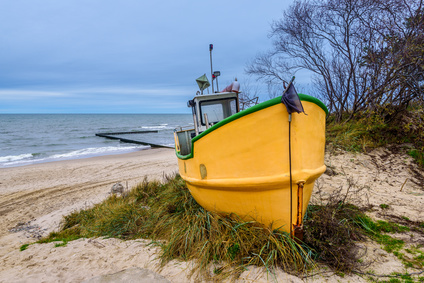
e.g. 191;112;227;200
246;0;424;122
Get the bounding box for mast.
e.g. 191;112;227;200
209;44;214;93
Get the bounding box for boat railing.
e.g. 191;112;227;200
174;125;195;132
175;127;196;155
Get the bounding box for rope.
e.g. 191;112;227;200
289;113;293;237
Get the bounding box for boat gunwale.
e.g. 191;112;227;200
176;93;328;160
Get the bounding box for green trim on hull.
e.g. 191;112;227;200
176;93;328;160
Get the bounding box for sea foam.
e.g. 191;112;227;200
0;153;33;163
0;145;148;168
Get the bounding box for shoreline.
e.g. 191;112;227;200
0;148;178;234
0;146;154;169
1;113;191;170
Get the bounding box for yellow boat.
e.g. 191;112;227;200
174;87;328;235
174;47;328;235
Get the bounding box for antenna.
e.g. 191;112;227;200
209;44;214;93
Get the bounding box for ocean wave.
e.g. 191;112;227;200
1;114;192;168
141;125;167;129
49;145;149;159
0;145;149;168
0;153;33;163
141;125;174;130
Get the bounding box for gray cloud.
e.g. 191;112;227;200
0;0;292;113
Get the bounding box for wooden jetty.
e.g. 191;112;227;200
95;131;173;148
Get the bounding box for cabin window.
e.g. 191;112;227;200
199;98;238;125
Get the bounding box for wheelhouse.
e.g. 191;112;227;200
174;92;239;156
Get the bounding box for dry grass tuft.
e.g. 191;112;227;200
39;173;419;278
42;174;315;280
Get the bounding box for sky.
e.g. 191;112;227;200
0;0;296;113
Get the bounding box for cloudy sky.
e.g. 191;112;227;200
1;1;295;113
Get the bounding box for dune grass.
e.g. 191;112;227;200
37;174;423;279
326;105;424;168
39;175;315;279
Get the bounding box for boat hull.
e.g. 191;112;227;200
176;95;327;233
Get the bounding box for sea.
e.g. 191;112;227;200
0;114;193;168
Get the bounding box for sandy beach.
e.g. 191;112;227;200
1;146;423;282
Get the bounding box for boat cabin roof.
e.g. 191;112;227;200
193;92;238;102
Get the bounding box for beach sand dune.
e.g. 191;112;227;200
0;147;423;282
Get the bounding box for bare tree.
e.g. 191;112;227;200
238;77;260;110
361;0;424;118
247;0;423;122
